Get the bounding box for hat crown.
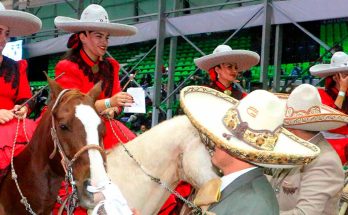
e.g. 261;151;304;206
80;4;110;24
212;45;233;54
330;51;348;67
238;90;285;131
286;84;321;118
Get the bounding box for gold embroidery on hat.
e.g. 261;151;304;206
285;105;321;117
223;108;281;151
247;107;258;118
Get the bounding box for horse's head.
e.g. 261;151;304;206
48;79;107;209
180;136;219;189
175;116;219;189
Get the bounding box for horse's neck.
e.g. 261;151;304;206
107;116;199;213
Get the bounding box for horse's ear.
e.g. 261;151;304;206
87;81;102;102
46;73;63;101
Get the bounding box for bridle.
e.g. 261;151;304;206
49;89;106;174
49;89;107;215
11;89;106;215
198;132;216;157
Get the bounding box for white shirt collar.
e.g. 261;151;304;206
220;167;257;191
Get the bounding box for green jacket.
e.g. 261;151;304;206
208;168;279;215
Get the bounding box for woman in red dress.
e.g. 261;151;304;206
0;2;41;178
54;4;138;150
52;4;138;214
310;51;348;164
195;44;260;100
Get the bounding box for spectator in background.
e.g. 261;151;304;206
136;124;148;135
284;64;302;89
310;51;348;164
194;44;260;100
290;63;302;77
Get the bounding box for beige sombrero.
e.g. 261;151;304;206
194;45;260;72
180;86;320;168
54;4;137;36
0;2;41;37
277;84;348;131
310;51;348;77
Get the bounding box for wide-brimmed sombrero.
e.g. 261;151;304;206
54;4;137;36
194;45;260;72
0;2;41;37
180;86;320;168
310;52;348;77
277;84;348;131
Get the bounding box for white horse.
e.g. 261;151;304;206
106;115;219;214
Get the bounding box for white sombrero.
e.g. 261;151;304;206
310;52;348;77
54;4;137;36
194;45;260;72
180;86;320;168
277;84;348;131
0;2;41;37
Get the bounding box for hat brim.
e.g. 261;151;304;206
54;16;137;36
310;64;348;78
0;10;41;36
276;93;348;131
194;50;260;72
180;86;320;168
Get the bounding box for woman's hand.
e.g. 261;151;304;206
111;92;134;107
0;109;15;124
12;105;28;119
335;73;348;92
100;107;119;119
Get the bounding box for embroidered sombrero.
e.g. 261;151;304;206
0;2;41;37
194;45;260;72
277;84;348;131
310;52;348;77
54;4;137;36
180;86;320;168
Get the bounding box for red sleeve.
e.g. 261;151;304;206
241;91;248;98
15;60;32;103
55;60;83;90
318;88;348;134
317;88;337;109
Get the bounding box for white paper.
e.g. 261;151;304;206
124;87;146;114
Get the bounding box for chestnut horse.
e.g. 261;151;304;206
106;115;219;214
0;80;109;215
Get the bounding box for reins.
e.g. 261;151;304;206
107;117;206;215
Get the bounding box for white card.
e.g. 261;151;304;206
124;87;146;113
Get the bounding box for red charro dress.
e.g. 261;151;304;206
318;83;348;164
53;49;136;214
0;57;38;178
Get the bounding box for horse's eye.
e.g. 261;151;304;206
59;124;69;131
